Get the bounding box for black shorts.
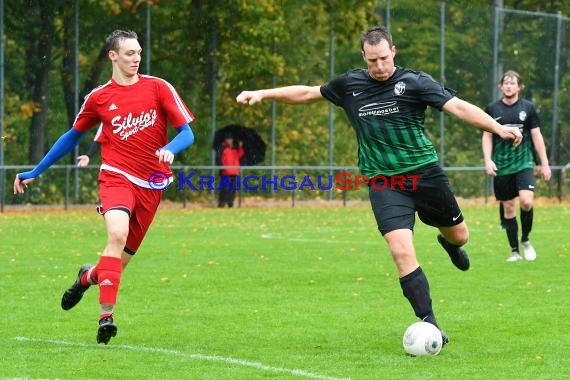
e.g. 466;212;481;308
368;164;464;235
493;168;535;201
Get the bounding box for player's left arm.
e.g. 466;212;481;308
530;127;551;181
155;79;196;164
156;123;195;164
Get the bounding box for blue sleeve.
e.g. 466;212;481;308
17;128;85;180
161;124;195;155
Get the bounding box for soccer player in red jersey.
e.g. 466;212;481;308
14;30;196;344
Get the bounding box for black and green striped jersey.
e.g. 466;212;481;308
320;67;455;177
484;98;539;176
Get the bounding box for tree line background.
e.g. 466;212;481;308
2;0;570;205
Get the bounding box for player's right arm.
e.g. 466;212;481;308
14;128;85;194
76;155;91;168
236;85;323;105
76;141;102;167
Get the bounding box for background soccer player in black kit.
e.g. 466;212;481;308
482;70;551;262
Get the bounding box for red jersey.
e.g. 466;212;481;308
73;74;195;188
93;124;104;142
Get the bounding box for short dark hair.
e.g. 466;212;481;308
105;30;138;53
360;26;393;50
500;70;522;86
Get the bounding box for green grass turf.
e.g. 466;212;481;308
1;204;569;379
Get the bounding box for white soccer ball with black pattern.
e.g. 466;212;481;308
402;321;443;356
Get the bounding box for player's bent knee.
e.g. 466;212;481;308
441;225;468;246
454;228;469;246
107;228;128;247
456;234;468;246
520;201;533;211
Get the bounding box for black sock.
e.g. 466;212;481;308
503;217;519;252
520;208;533;242
499;203;506;228
399;267;438;328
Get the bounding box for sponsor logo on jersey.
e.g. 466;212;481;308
358;101;399;117
501;123;523;132
108;103;119;111
112;109;158;141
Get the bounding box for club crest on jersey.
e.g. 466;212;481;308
519;111;527;121
112;109;158;141
394;81;406;96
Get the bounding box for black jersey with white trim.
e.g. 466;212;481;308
320;67;456;177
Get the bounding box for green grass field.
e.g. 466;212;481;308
1;204;569;379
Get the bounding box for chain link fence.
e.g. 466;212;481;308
1;2;569;210
1;164;567;212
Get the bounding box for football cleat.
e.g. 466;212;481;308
61;264;93;310
506;252;523;262
521;241;536;261
440;330;449;346
97;316;117;345
437;234;470;271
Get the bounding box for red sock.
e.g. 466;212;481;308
80;267;95;287
95;256;122;305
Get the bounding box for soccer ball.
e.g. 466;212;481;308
402;321;443;356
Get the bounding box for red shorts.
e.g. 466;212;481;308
98;170;162;254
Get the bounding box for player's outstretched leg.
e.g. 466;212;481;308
97;314;117;345
61;264;93;310
437;234;470;271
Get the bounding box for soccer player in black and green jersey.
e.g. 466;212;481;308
236;26;522;349
483;70;551;262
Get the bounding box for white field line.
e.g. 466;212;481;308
14;337;350;380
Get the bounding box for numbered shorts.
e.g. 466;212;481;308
493;168;535;201
369;164;464;235
97;170;162;254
